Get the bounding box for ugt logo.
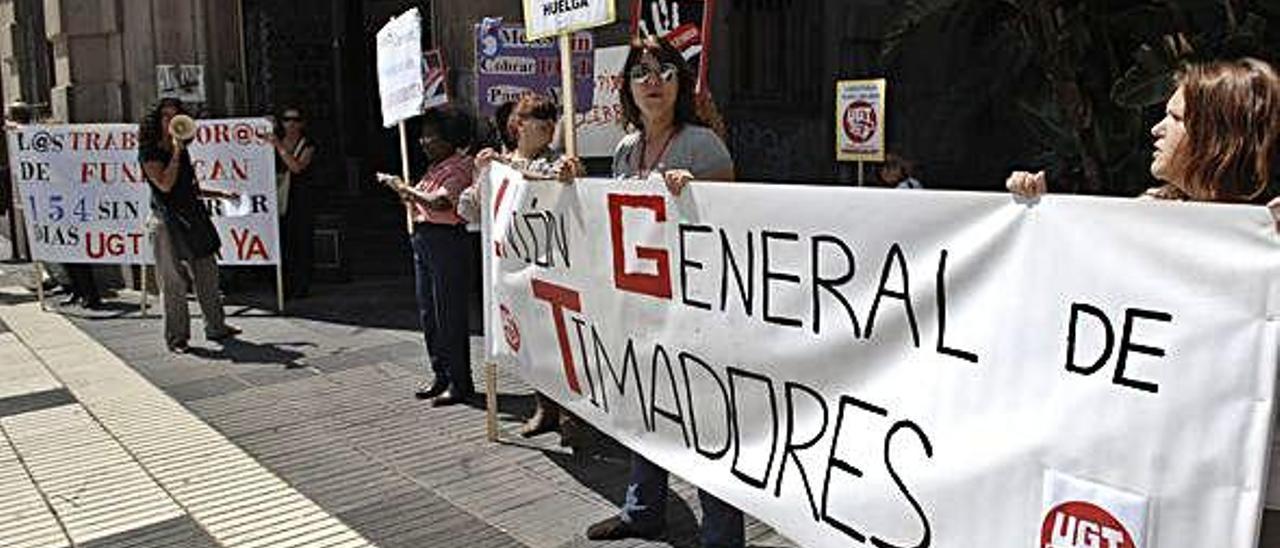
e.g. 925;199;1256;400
1041;501;1135;548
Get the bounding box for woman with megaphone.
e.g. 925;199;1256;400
139;97;240;353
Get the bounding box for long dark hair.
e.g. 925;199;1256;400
138;98;188;152
619;35;703;132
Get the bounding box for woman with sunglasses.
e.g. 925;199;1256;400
270;106;317;299
468;93;583;438
585;35;743;548
392;106;477;407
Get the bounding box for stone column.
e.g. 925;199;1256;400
44;0;126;122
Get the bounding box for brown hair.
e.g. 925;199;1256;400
1159;57;1280;203
619;35;703;132
513;93;558;122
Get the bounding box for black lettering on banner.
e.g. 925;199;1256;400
821;395;889;543
727;367;780;490
1065;303;1113;376
522;210;549;268
571;317;600;407
679;224;714;310
648;344;690;447
811;234;861;338
865;244;921;346
593;329;652;430
1114;308;1171;394
934;250;978;364
507;210;531;262
719;228;755;316
762;230;803;328
775;381;829;522
874;420;933;548
679;351;733;460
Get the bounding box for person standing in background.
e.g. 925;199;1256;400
271;106;317;299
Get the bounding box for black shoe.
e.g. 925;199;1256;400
82;298;104;310
60;294;82;306
207;325;241;341
585;516;663;541
168;341;190;354
415;381;448;400
430;390;474;407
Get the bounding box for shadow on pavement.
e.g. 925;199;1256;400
188;337;314;368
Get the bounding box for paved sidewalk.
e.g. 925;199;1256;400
0;271;794;548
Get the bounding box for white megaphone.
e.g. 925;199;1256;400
168;114;197;143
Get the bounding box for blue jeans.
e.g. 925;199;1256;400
620;453;745;548
411;223;473;395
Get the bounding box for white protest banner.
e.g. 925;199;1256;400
8;119;279;265
577;44;627;158
836;79;886;162
188;118;279;265
8;125;151;263
485;163;1280;547
377;8;426;127
522;0;616;41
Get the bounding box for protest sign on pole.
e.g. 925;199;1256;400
7;120;278;267
474;21;594;118
836;79;887;185
377;8;427;128
522;0;616;42
631;0;715;93
376;8;428;232
523;0;616;158
484;163;1280;547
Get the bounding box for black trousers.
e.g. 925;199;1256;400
411;223;473;395
282;191;314;296
66;264;100;302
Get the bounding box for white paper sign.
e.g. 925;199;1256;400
157;64;206;103
836;79;886;162
522;0;616;41
577;45;628;158
484;164;1280;547
8;119;280;265
377;8;426;127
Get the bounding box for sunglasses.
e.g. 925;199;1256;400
628;63;678;85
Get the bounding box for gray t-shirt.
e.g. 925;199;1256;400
612;125;733;179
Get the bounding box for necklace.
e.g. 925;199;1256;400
636;126;679;175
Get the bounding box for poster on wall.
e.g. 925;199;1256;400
631;0;715;93
157;65;206;103
836;78;886;162
424;48;450;109
474;20;594;118
576;44;628;158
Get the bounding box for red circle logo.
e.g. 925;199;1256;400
1041;501;1134;548
500;304;521;353
842;100;877;144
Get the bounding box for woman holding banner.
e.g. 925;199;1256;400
585;36;743;548
140;98;241;353
1007;57;1279;205
469;93;583;438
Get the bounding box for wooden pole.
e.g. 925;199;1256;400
140;264;148;316
857;161;865;187
275;263;285;313
485;362;498;442
558;33;577;157
399;120;414;234
35;261;45;312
